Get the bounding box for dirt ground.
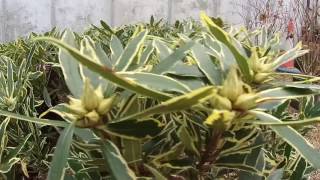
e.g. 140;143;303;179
306;125;320;179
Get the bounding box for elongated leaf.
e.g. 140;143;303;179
117;72;191;94
118;86;215;121
247;116;320;126
95;42;112;68
123;139;141;163
166;61;204;77
250;110;320;169
110;35;124;64
0;134;31;173
267;169;284;180
285;83;320;91
138;42;154;67
48;122;75;180
101;140;136;180
200;12;252;81
178;125;199;156
115;31;148;71
79;36;105;88
152;41;196;74
0;110;68;127
0;118;10;157
100;20;114;34
257;87;317;102
35;37;172;101
0;158;20;173
144;164;166;180
154;39;173;61
58;30;83;98
106;118;163;139
4;134;31;162
192;42;222;85
6;60;14;97
273;43;309;69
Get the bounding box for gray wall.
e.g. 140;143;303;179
0;0;243;42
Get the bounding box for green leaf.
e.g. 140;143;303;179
250;110;320;169
154;39;173;61
192;42;222;85
3;134;31;163
0;158;20;173
123;139;141;163
272;43;309;69
58;30;84;98
118;86;215;121
110;35;124;64
48;122;75;180
178;125;199;156
79;36;107;88
0;134;31;173
138;42;154;67
35;37;172;101
101;140;136;180
257;87;317;102
100;20;114;34
106;119;163;139
216;153;260;174
6;60;14;97
117;72;191;94
94;42;113;68
115;31;148;71
267;169;284;180
200;12;252;81
291;156;307;180
0;109;68;127
247;116;320;126
152;41;196;74
166;61;205;78
144;164;166;180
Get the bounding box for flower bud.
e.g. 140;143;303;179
97;96;115;115
254;72;271;83
94;85;104;104
81;79;100;111
69;97;82;106
67;104;87;117
85;110;100;123
233;93;258;110
204;110;235;128
220;67;243;102
209;95;232;110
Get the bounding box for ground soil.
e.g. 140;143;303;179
307;124;320;179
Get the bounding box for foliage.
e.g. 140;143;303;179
0;13;320;179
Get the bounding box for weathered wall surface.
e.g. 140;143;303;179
0;0;243;42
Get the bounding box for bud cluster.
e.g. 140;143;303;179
248;48;275;83
204;67;258;127
66;79;115;128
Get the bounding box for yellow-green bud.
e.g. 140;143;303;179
67;104;87;117
233;93;258;110
209;95;232;110
69;97;82;106
97;96;115;115
85;110;100;123
254;72;271;83
82;79;100;111
94;85;104;104
204;110;235;128
220;67;243;102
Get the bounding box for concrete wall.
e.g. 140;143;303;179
0;0;243;42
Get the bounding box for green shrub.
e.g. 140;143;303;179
0;13;320;179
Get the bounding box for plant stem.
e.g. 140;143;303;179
198;130;224;176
